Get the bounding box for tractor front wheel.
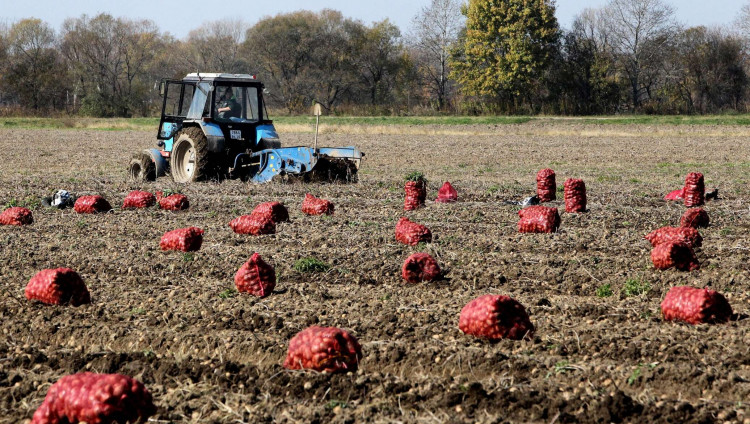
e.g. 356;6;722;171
128;151;156;181
171;127;209;183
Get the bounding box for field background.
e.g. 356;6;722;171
1;119;750;423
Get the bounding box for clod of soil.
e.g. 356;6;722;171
122;190;156;209
283;326;362;373
301;193;334;215
234;252;276;297
650;241;700;271
401;253;441;283
252;201;289;223
74;195;112;214
31;372;156;424
536;168;556;202
0;206;33;225
435;181;458;203
229;214;275;235
158;193;189;211
25;268;90;306
681;208;709;228
459;294;534;341
518;205;560;233
644;226;702;248
684;172;705;207
159;227;204;252
564;178;587;212
661;286;732;324
395;217;432;245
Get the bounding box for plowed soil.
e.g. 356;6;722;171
1;123;750;423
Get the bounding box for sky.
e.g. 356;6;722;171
4;0;749;37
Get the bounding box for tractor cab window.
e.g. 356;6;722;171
213;85;260;123
186;82;211;120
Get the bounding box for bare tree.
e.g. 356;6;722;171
600;0;678;108
184;19;248;73
735;2;750;40
408;0;463;110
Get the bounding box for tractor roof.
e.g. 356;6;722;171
183;73;259;83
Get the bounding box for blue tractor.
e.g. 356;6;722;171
128;73;363;183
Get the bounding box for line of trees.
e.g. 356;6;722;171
2;0;750;117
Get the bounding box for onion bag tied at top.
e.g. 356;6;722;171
159;193;189;211
235;253;276;297
661;286;732;325
0;206;33;226
31;372;156;424
459;294;534;341
25;268;90;306
681;208;709;229
684;172;705;207
536;168;556;202
302;194;334;215
395;217;432;245
564;178;586;212
283;326;363;373
122;191;156;209
401;253;441;283
229;214;275;235
517;205;560;233
160;227;204;252
435;181;457;203
74;195;112;214
252;201;289;223
650;241;700;271
644;226;702;249
404;180;427;210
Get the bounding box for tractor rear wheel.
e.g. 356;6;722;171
171;127;209;183
128;151;156;181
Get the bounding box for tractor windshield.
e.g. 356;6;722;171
213;85;260;123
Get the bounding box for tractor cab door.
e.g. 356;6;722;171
157;80;197;142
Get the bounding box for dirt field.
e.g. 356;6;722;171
1;122;750;423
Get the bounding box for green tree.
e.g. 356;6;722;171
450;0;559;107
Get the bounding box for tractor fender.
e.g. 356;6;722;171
256;125;280;149
146;148;168;177
201;122;226;152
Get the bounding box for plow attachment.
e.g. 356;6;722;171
232;146;363;183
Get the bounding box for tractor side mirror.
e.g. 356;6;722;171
159;82;165;96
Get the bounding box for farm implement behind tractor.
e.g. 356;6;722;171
129;73;363;183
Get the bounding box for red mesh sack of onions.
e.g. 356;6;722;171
644;226;702;249
234;252;276;297
536;168;556;202
0;206;33;225
25;268;90;306
283;326;362;373
160;227;203;252
564;178;586;212
302;193;334;215
122;191;156;209
683;172;705;207
459;294;534;341
395;217;432;245
650;241;700;271
158;193;189;211
402;253;441;283
518;205;560;233
74;195;112;214
31;372;156;424
435;181;457;203
252;201;289;223
661;286;732;325
680;208;709;229
229;213;275;235
404;180;427;211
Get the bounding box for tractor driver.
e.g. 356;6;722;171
216;87;241;119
